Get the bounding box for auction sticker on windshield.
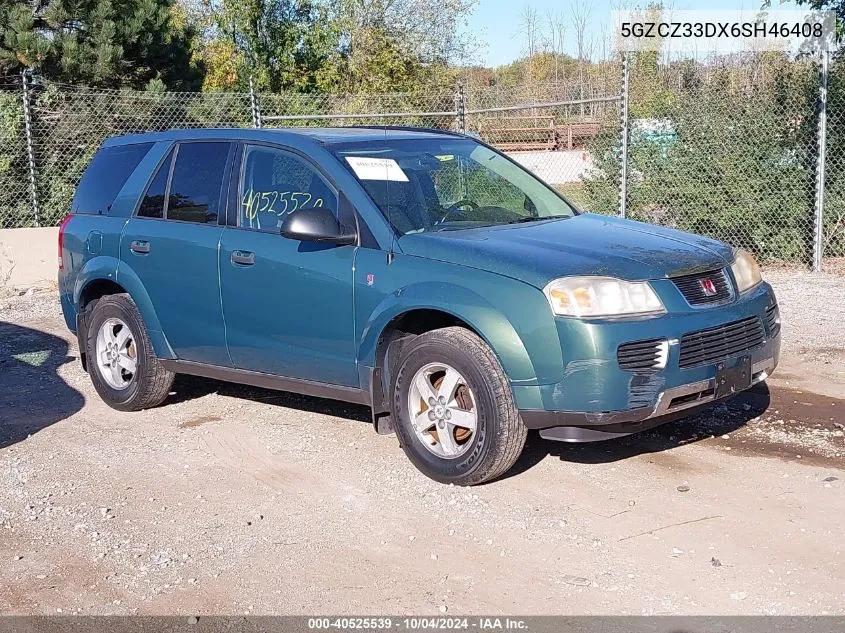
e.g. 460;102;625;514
345;156;409;182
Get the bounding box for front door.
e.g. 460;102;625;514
219;144;358;387
119;141;233;366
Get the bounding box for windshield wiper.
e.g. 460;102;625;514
505;214;571;224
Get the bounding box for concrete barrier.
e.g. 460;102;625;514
0;227;59;290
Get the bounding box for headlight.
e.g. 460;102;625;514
730;249;762;293
543;276;665;318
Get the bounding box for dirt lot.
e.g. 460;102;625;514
1;271;843;616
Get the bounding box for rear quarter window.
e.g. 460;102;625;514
72;143;153;215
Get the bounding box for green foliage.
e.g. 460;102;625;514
204;0;338;93
0;0;202;90
325;28;456;95
788;0;845;44
183;0;467;95
629;50;675;118
317;0;475;94
491;53;580;89
0;82;252;228
0;89;32;228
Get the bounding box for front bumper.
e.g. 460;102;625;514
515;280;780;442
520;355;775;441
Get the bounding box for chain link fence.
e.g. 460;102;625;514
259;92;460;129
617;53;824;267
0;53;843;273
465;94;621;210
26;80;253;228
257;89;621;214
0;76;33;229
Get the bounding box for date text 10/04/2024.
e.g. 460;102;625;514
307;618;529;630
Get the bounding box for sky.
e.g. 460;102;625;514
465;0;803;67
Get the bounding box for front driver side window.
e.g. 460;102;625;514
240;145;336;232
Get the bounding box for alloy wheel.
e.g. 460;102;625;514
95;317;138;390
407;362;478;459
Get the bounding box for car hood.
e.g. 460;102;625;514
397;213;735;289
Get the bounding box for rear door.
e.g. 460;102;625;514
119;140;234;366
219;143;358;386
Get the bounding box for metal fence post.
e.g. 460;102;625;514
249;75;262;129
459;83;467;134
454;83;466;134
618;52;630;219
813;49;829;273
21;69;40;227
453;84;460;132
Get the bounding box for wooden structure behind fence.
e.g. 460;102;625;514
477;115;601;151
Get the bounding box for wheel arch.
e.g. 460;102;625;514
75;261;175;362
360;285;539;432
78;278;126;310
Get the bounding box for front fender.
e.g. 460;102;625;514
356;265;565;387
359;282;535;382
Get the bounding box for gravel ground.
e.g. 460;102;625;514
764;268;845;356
0;270;843;616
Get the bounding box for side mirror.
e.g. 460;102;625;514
279;207;357;246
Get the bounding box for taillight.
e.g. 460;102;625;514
58;214;72;270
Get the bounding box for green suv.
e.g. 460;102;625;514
58;127;780;485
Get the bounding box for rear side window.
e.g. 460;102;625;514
72;143;153;215
137;148;174;219
167;142;230;224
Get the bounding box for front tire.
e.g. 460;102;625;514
390;327;527;485
84;293;174;411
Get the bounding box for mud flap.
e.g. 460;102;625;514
367;366;394;435
75;312;88;373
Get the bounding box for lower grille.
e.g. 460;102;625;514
679;316;765;368
672;269;733;306
618;338;668;373
766;304;781;338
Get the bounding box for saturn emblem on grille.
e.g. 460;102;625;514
699;278;718;296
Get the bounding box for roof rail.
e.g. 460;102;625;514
347;125;468;138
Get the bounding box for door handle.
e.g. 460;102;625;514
130;240;150;254
231;250;255;266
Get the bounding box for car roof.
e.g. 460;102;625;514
100;126;463;149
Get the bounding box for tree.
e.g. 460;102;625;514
196;0;338;93
544;10;566;83
519;5;539;85
0;0;202;89
569;0;592;112
778;0;844;46
324;0;478;94
185;0;476;95
583;52;822;263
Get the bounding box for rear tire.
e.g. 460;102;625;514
84;293;174;411
390;327;527;485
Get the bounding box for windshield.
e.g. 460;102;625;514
328;137;577;234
